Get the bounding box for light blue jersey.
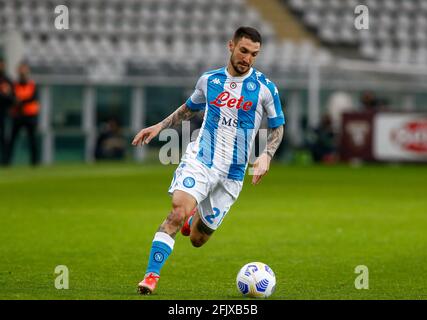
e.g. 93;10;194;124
185;67;285;181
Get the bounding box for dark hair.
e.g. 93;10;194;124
233;26;262;45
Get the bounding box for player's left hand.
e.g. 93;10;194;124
252;152;271;185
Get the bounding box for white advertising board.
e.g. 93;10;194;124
373;113;427;161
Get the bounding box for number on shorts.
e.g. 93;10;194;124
205;207;226;224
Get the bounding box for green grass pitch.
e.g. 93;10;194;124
0;162;426;300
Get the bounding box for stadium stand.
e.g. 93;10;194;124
0;0;331;78
1;0;427;166
285;0;427;64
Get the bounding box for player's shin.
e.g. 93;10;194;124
145;232;175;276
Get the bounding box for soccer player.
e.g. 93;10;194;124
0;59;15;166
132;26;285;295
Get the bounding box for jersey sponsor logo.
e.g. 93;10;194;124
212;115;252;129
209;91;253;111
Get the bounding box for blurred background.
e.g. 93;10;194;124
1;0;427;166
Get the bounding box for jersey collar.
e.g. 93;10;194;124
224;66;254;82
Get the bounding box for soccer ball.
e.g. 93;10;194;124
236;262;276;298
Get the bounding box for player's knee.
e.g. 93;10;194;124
190;231;209;248
169;203;187;226
190;237;205;248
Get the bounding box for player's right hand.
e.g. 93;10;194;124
132;124;162;146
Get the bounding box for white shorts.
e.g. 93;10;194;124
168;158;243;230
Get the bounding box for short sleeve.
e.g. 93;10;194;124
185;76;206;111
263;82;285;128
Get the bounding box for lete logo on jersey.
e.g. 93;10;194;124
209;91;253;111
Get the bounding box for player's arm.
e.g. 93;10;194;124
133;74;206;146
252;78;285;185
264;125;284;159
159;103;197;130
132;103;197;146
252;125;284;185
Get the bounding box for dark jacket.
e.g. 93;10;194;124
0;74;15;114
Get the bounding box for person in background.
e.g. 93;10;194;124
0;59;15;166
7;62;40;166
376;97;390;112
326;91;354;136
95;117;126;160
307;114;337;164
360;91;379;112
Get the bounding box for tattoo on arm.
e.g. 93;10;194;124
263;125;284;159
160;104;197;130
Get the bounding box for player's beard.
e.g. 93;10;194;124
230;52;251;76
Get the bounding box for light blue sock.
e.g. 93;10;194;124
188;215;194;227
146;232;175;276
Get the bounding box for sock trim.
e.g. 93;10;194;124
153;232;175;250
